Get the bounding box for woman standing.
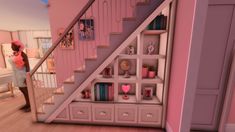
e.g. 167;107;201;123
9;40;31;112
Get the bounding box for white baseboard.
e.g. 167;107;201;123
225;124;235;132
166;122;173;132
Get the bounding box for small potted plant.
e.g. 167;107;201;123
148;66;156;78
142;64;149;78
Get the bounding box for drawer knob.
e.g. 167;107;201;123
146;113;153;118
99;111;107;116
77;110;84;115
122;112;129;117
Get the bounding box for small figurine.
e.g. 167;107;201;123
102;66;113;78
81;90;91;99
147;42;155;55
127;45;135;55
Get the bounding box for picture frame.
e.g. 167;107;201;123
143;87;153;100
59;29;74;49
78;19;95;40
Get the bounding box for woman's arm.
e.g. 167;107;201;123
22;52;30;72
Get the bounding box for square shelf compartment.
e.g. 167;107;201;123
143;34;160;55
99;63;115;79
74;87;92;102
120;38;138;55
142;59;159;79
118;59;137;79
140;83;163;104
117;83;137;103
94;83;114;102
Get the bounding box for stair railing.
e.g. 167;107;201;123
26;0;95;121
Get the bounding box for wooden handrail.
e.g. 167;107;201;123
30;0;95;76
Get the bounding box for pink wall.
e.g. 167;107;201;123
0;30;12;68
228;88;235;123
166;0;196;131
11;31;19;40
0;30;12;44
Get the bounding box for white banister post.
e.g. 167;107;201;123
26;72;38;121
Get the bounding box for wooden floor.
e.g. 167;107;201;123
0;91;164;132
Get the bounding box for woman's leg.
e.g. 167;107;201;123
19;87;30;107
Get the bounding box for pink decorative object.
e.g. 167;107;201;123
148;71;156;78
142;66;149;78
121;84;131;100
12;52;25;69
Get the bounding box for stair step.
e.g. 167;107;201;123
123;19;138;34
109;33;124;46
64;76;75;84
97;44;109;48
86;57;97;60
85;59;101;73
74;65;85;73
53;87;64;95
110;32;121;35
136;0;162;19
37;106;45;114
123;17;136;21
44;96;55;105
136;2;149;6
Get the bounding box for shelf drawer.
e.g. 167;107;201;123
55;107;69;120
115;104;137;123
138;105;162;126
69;102;91;121
92;104;114;122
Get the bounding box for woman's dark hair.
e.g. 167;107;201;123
11;42;20;52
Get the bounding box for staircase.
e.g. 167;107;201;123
26;0;173;123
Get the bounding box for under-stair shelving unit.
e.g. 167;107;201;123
51;2;174;128
26;0;176;129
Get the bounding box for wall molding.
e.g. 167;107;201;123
166;122;173;132
179;0;209;131
225;124;235;132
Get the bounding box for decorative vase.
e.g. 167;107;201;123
148;71;156;78
142;67;149;78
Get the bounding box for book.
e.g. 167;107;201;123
95;84;100;101
104;84;109;101
147;15;167;30
108;84;114;101
99;83;104;101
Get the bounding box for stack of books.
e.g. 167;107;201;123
147;14;167;30
94;83;114;101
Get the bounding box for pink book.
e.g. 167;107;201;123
108;84;114;101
